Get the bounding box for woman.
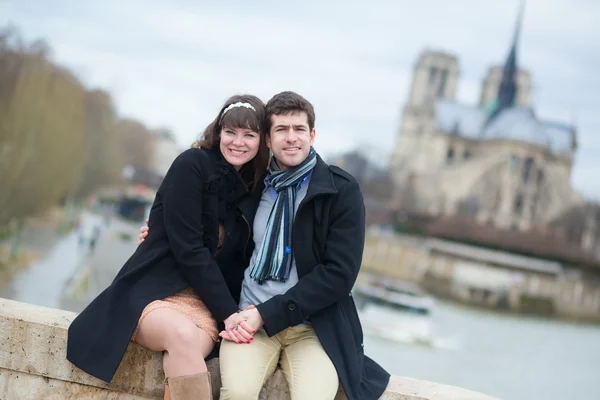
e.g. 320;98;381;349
67;94;270;400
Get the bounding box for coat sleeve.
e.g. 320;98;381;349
161;149;239;322
256;179;365;336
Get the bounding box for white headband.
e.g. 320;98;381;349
221;102;256;121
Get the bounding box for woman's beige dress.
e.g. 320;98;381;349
131;225;227;343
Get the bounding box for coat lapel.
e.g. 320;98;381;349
301;155;338;206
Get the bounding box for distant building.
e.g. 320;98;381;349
150;128;182;180
553;203;600;261
390;2;582;231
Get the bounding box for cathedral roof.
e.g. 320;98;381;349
435;99;575;155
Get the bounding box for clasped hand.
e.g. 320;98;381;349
221;305;263;344
138;223;263;344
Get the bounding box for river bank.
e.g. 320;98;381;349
0;207;68;287
363;231;600;324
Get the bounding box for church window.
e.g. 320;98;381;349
514;193;524;215
446;147;455;163
522;157;534;183
509;153;519;172
451;121;461;135
429;67;438;84
536;169;544;185
464;150;471;160
437;69;448;98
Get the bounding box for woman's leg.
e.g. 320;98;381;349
135;307;215;377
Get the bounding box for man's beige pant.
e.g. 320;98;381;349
219;324;339;400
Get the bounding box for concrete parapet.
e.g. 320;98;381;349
0;298;499;399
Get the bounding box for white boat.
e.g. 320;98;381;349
354;276;435;315
354;275;436;345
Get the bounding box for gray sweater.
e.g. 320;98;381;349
238;178;309;311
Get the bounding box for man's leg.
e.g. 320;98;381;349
219;328;282;400
280;325;339;400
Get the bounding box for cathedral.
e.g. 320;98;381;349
390;2;582;231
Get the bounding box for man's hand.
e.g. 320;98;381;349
222;309;255;344
220;305;263;343
137;219;149;246
240;307;264;331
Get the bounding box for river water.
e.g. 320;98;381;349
363;302;600;400
2;217;599;400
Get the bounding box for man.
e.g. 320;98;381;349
218;91;389;400
141;91;390;399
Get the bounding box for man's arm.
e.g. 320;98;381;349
256;178;365;336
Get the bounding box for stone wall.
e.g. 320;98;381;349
0;298;498;399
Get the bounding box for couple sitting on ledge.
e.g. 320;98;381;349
67;91;390;400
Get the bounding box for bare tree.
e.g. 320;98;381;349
73;89;124;199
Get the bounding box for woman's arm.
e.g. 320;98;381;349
160;149;240;322
137;220;148;246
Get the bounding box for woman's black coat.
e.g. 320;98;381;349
67;148;253;382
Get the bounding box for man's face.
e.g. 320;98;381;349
267;112;316;170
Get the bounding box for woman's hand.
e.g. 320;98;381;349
223;310;255;344
220;305;263;343
137;219;149;246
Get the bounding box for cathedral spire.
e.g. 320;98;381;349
483;0;525;129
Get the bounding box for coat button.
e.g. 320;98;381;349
361;343;364;347
287;303;296;311
349;292;352;297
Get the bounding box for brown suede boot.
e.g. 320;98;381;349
167;372;212;400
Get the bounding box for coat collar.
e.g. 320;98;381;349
303;154;338;200
237;153;337;222
202;147;248;204
204;146;231;168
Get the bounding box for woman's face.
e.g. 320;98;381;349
219;126;261;170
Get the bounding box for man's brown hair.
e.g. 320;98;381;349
265;91;315;132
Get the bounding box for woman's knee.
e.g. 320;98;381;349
166;321;210;355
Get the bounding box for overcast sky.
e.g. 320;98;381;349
3;0;599;199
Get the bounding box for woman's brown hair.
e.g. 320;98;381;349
193;94;269;191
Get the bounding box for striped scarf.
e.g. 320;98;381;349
249;148;317;284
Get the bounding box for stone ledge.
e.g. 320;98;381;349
0;298;499;399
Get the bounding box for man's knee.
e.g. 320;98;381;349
219;336;279;400
220;383;264;400
219;350;268;400
281;327;339;399
291;357;338;399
